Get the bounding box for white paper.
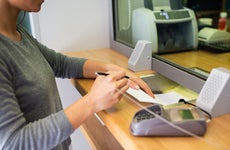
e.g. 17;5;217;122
154;92;189;105
126;88;160;103
126;88;189;106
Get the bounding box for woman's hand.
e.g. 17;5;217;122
85;71;129;113
65;71;129;129
65;62;154;130
82;60;154;98
105;64;154;98
127;76;154;98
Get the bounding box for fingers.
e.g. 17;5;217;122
116;84;129;100
116;77;128;89
102;71;154;98
92;71;129;108
105;71;129;98
105;70;127;81
128;76;155;98
93;70;154;112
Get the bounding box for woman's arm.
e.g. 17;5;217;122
82;59;154;97
64;71;129;129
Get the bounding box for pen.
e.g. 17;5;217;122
95;72;130;79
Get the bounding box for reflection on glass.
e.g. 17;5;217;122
131;6;197;54
113;0;230;79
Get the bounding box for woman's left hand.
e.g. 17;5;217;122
106;64;154;98
127;76;154;98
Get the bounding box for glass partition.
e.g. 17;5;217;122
109;0;230;93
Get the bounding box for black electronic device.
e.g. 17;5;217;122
199;41;230;52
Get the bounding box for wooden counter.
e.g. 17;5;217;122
64;48;230;150
160;49;230;73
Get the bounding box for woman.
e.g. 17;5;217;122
0;0;154;149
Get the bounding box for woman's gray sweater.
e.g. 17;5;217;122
0;26;87;150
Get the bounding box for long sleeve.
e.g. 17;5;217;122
0;26;84;150
33;38;87;79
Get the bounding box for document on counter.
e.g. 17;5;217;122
126;88;190;106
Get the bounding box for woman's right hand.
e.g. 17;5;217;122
64;71;129;129
85;71;129;113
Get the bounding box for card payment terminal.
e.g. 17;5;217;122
130;104;207;136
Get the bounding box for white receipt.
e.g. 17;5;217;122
126;88;160;103
154;92;189;105
126;88;189;106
